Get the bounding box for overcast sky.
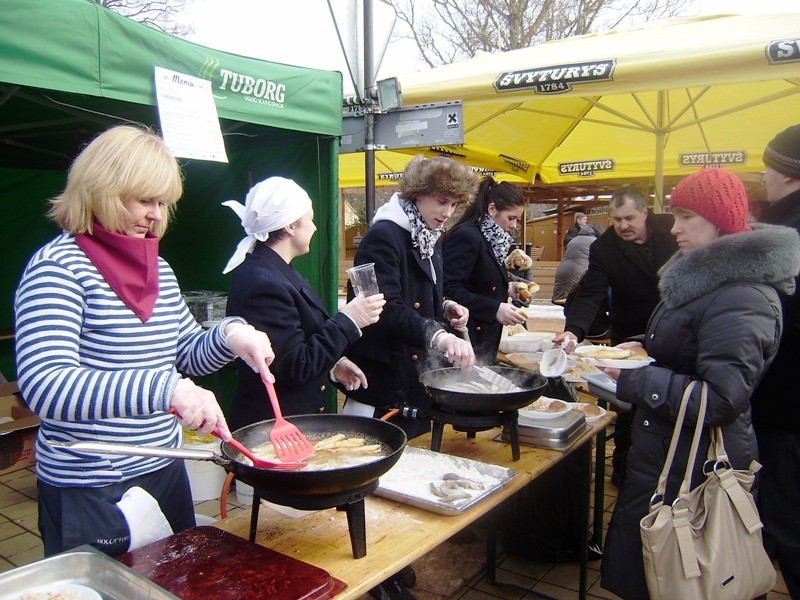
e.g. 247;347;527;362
184;0;800;93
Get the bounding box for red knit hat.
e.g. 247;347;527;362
669;168;751;235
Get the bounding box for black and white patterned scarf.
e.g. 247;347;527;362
401;199;441;260
480;216;515;265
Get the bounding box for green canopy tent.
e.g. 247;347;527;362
0;0;343;380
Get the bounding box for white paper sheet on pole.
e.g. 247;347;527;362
154;66;228;163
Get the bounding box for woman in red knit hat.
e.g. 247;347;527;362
600;168;800;599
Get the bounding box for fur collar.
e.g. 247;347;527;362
658;223;800;308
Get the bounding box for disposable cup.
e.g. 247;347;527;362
346;262;380;296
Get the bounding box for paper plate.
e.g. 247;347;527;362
518;397;570;421
6;583;103;600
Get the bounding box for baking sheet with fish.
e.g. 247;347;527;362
375;447;517;515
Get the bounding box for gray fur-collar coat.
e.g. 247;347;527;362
601;223;800;600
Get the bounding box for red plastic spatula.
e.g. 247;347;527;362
169;407;304;470
209;427;305;471
263;377;315;462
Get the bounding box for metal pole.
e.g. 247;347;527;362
363;0;376;225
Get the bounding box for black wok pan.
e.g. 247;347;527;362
221;414;406;495
51;414;407;498
419;366;547;412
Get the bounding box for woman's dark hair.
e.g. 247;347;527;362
447;177;525;235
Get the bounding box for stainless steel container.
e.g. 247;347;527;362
0;545;177;599
497;409;588;451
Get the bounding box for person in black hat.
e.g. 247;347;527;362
751;123;800;600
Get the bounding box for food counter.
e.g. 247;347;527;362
215;414;615;600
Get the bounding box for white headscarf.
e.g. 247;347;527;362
222;177;313;274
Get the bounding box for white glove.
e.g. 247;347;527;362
332;357;368;391
443;300;469;330
170;378;231;440
433;331;475;371
116;486;173;552
225;323;275;382
496;302;526;326
340;293;385;329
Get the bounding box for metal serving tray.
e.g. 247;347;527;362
374;447;517;516
0;545;178;600
582;372;633;411
495;409;588;451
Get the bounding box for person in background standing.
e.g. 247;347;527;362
553;185;678;487
223;177;385;431
552;225;597;303
563;211;602;247
443;177;527;362
600;168;800;599
751;123;800;599
343;155;476;442
14;125;274;557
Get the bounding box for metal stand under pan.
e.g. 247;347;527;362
248;481;378;559
428;406;521;461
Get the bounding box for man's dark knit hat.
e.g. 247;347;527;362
763;124;800;179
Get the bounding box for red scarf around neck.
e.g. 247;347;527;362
75;222;160;322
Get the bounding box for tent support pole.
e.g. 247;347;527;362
363;0;376;225
654;91;665;213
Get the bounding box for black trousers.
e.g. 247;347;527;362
38;460;195;557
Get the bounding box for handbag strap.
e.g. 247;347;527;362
676;381;709;499
650;380;704;503
708;428;764;534
664;381;709;580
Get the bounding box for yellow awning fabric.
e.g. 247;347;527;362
338;146;530;188
387;13;800;206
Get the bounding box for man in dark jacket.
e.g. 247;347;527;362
751;123;800;600
554;185;678;486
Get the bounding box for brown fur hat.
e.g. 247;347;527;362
504;248;532;270
399;154;478;205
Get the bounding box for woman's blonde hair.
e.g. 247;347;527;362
504;248;532;270
48;125;183;237
399;154;478;205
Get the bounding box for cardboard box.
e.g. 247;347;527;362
0;381;40;476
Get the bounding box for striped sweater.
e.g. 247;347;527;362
15;233;237;487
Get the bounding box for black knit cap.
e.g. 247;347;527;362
763;124;800;179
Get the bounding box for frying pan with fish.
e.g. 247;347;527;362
50;414;407;498
419;366;548;413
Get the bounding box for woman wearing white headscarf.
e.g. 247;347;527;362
223;177;385;430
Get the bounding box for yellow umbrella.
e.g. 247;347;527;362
338;146;530;188
397;14;800;208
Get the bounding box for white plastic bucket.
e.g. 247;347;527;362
235;481;254;506
183;439;227;502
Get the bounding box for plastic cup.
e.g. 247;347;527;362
346;262;380;296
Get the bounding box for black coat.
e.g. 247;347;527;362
226;244;360;431
345;218;446;439
443;224;508;362
600;224;799;599
565;213;677;345
751;188;800;431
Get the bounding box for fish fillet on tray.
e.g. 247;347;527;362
375;447;517;515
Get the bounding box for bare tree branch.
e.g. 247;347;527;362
388;0;694;66
93;0;194;36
